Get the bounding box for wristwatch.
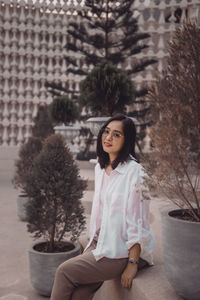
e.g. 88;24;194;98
128;258;139;265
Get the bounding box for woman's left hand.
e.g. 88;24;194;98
120;263;138;289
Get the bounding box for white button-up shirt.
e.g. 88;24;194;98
84;159;154;264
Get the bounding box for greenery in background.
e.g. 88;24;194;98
143;22;200;222
46;0;156;150
32;105;54;139
65;0;155;78
47;0;155;95
13;137;43;194
79;62;135;116
24;134;87;252
49;96;80;125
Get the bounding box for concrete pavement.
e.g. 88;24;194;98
0;149;48;300
0;147;183;300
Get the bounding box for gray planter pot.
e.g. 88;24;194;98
87;117;110;136
16;194;29;221
28;240;81;296
162;209;200;300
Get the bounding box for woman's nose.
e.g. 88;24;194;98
105;133;113;140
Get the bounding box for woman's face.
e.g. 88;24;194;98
101;120;125;159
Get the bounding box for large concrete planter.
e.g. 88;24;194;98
162;209;200;300
16;194;29;221
28;240;81;296
87;117;110;136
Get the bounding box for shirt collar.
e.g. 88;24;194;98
114;156;137;174
115;163;127;174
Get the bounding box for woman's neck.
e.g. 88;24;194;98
105;164;113;175
109;154;117;164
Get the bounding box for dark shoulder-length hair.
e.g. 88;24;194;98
96;114;137;169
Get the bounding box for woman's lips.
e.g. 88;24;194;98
104;142;112;147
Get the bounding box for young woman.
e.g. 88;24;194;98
50;114;154;300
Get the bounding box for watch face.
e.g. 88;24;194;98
129;258;138;264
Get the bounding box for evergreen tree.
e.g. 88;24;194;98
49;96;80;125
47;0;156;98
79;62;135;116
46;1;157;149
66;1;155;76
13;137;43;193
24;134;87;252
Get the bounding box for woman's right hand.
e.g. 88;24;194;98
120;263;138;290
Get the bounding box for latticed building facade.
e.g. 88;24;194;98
0;0;200;147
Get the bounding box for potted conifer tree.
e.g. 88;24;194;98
144;22;200;300
13;105;53;221
13;136;43;221
49;96;80;155
79;61;136;136
79;61;135;118
80;62;138;159
23;134;87;296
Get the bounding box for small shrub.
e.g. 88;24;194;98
24;134;87;251
13;137;43;194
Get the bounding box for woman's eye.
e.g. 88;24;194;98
104;129;110;134
113;133;120;138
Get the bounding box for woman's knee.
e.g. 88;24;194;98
56;261;70;277
55;258;74;278
51;259;76;300
55;263;65;280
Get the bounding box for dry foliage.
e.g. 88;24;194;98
144;22;200;221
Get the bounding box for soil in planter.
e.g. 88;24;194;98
34;241;75;253
169;210;200;222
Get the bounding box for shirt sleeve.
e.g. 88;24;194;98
126;166;154;259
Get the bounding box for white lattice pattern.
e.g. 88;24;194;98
0;0;199;146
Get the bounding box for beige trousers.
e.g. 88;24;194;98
50;244;128;300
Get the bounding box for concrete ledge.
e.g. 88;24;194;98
76;243;182;300
79;236;181;300
93;264;182;300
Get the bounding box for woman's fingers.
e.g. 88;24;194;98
121;276;132;289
